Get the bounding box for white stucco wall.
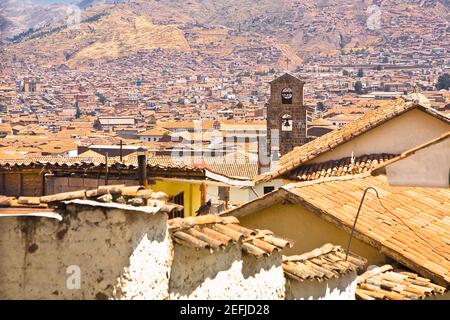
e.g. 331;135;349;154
241;252;285;299
285;271;358;300
252;179;291;201
169;244;285;300
0;205;171;300
229;187;252;204
310;109;449;164
385;137;450;188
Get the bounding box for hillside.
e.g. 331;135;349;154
2;0;449;67
156;0;449;55
0;0;71;40
4;5;191;67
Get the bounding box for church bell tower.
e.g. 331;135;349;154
266;73;307;157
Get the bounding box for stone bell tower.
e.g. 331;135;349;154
266;73;307;157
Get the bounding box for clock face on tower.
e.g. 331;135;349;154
281;87;293;104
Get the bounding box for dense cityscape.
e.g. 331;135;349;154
0;0;449;303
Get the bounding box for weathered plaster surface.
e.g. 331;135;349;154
169;244;285;300
0;205;171;300
285;271;357;300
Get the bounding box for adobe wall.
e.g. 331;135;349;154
386;137;450;188
168;244;285;300
285;271;358;300
0;204;171;300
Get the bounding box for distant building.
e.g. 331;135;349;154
94;117;136;131
138;127;169;142
21;78;41;93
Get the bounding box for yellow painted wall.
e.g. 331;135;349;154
238;203;388;266
152;180;201;217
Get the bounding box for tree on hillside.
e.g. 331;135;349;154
316;102;326;112
75;104;82;119
436;73;450;90
354;81;363;94
357;69;364;78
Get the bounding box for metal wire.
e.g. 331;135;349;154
345;186;446;261
345;187;379;261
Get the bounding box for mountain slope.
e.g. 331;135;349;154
0;0;71;39
5;5;191;66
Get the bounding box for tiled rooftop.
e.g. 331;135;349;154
168;214;293;258
284;175;450;286
356;265;447;300
283;244;367;282
259;99;449;181
0;185;182;214
0;154;258;179
292;153;397;181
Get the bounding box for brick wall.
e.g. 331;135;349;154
45;176;139;195
0;171;43;197
267;74;308;156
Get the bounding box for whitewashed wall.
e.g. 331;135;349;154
0;204;171;300
285;271;358;300
169;244;285;300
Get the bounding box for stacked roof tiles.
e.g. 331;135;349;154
168;215;294;258
0;155;257;179
284;175;450;287
283;244;366;282
0;185;182;214
0;156;204;173
292;154;397;181
356;265;447;300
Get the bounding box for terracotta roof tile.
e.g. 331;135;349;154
259;100;449;182
284;175;450;286
356;265;446;300
168;214;293;258
283;244;367;282
0;185;182;214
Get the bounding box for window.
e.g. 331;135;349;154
281;114;293;131
218;186;230;201
263;186;275;194
169;192;184;218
